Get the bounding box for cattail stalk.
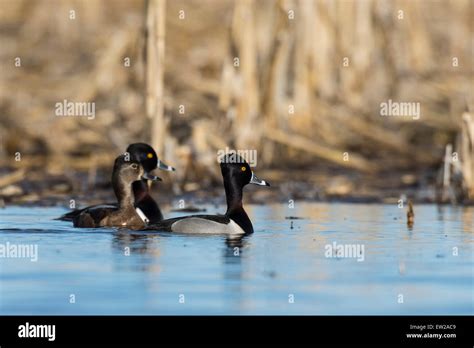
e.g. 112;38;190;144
146;0;167;154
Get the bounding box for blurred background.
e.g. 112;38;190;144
0;0;473;206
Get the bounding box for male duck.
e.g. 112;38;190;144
142;153;270;235
57;143;174;223
73;154;160;228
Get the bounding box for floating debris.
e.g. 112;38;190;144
264;271;277;278
407;200;415;227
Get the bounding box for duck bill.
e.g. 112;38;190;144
157;159;175;172
250;172;270;186
142;173;162;181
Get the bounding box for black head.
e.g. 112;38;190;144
126;143;175;174
219;153;270;188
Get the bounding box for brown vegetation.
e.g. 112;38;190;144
0;0;472;205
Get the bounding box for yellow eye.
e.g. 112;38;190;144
147;153;154;159
131;163;138;169
241;166;246;171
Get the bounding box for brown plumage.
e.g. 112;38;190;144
73;155;152;229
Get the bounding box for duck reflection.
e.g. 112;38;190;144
111;230;163;273
221;234;251;312
112;230;157;254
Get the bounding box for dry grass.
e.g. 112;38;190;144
0;0;473;201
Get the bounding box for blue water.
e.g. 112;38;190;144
0;203;472;314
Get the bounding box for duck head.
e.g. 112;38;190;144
112;154;161;207
126;143;175;177
219;153;270;189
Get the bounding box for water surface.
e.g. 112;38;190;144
0;203;472;314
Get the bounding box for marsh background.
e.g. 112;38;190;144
0;0;473;316
0;0;473;206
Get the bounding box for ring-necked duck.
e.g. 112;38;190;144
73;155;160;228
57;143;174;223
141;154;270;235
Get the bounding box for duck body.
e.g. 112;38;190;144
57;143;173;224
72;205;143;229
142;154;269;235
63;181;163;224
142;214;247;235
73;155;160;229
59;203;116;222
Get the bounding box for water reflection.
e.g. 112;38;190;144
1;204;472;315
112;231;156;255
111;232;162;274
222;234;249;312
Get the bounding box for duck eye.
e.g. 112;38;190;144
147;153;154;159
241;166;246;172
131;163;138;170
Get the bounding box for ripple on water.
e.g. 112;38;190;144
0;204;472;314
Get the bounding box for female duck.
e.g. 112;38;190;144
142;154;270;235
73;154;160;228
57;143;174;223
